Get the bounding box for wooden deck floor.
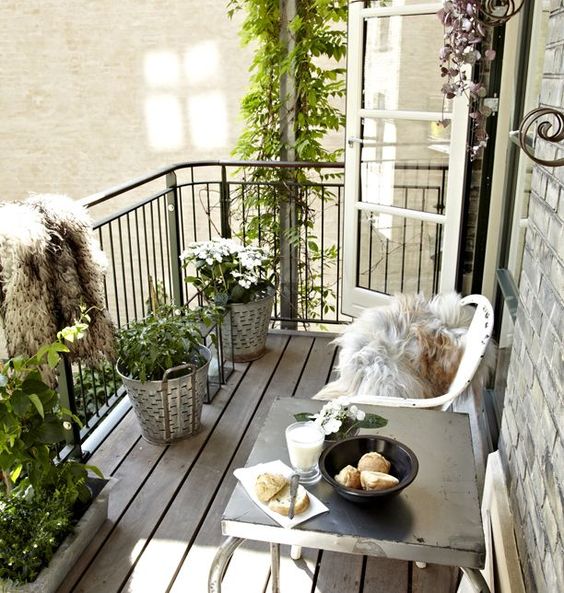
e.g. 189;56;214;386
57;332;459;593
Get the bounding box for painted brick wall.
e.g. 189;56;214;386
498;2;564;592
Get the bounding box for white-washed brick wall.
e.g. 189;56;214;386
498;3;564;592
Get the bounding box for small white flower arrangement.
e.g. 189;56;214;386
295;396;387;440
180;238;273;305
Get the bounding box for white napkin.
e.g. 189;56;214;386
233;459;329;528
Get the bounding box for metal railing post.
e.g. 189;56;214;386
220;165;232;238
57;354;83;459
279;177;299;329
166;171;184;306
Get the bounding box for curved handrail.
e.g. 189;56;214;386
79;159;344;210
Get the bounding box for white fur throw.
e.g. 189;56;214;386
314;292;496;401
0;194;115;377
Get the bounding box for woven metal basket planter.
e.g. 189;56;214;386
117;346;210;445
221;289;275;362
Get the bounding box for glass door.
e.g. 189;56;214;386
342;1;470;317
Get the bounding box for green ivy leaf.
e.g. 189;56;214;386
28;393;45;419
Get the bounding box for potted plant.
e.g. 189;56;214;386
116;304;212;445
295;397;388;442
0;316;108;593
181;237;275;362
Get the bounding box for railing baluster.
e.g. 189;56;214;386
117;218;130;324
166;171;184;307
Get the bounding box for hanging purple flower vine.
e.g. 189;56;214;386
437;1;497;160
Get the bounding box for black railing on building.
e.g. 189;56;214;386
61;159;446;457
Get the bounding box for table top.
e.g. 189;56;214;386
222;397;485;568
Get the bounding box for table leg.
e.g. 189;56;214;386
461;567;492;593
270;542;281;593
208;536;245;593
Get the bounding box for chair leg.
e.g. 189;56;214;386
290;545;302;560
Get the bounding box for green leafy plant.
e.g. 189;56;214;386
0;489;74;585
181;237;274;305
0;311;102;501
228;0;346;320
117;304;218;382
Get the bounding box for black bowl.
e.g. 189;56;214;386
319;435;419;503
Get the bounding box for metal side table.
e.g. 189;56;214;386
209;398;491;593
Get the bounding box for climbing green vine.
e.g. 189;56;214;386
228;0;347;321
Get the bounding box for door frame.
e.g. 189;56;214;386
342;1;470;317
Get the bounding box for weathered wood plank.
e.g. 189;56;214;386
55;332;460;593
274;546;320;593
85;408;141;476
117;335;290;593
293;336;336;399
363;557;409;593
313;550;363;593
63;358;253;593
168;335;315;593
411;563;459;593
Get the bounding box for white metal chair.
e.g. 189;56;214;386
348;294;494;411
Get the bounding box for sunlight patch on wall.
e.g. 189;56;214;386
144;94;184;151
144;50;180;88
184;41;220;85
188;92;228;149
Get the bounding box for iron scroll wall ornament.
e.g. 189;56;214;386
518;107;564;167
480;0;525;25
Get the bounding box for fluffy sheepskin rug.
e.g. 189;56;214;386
0;194;115;383
313;292;496;401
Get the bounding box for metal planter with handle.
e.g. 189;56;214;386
117;345;211;445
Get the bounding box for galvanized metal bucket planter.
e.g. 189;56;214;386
117;345;211;445
221;289;275;362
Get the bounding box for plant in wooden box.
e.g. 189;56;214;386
0;316;106;593
116;303;214;444
181;238;275;362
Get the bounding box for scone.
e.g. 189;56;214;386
334;465;362;489
360;470;399;491
255;473;288;502
268;483;310;516
357;451;391;474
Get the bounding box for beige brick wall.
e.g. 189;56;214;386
498;3;564;592
0;1;253;202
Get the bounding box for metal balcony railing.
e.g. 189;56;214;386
59;159;446;457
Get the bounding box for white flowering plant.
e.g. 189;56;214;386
294;397;387;440
180;238;274;306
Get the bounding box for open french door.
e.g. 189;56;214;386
342;1;470;317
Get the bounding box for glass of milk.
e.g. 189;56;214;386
285;421;325;484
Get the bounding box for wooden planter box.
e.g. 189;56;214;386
0;478;116;593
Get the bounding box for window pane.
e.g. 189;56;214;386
363;14;450;113
356;210;442;295
360;118;449;213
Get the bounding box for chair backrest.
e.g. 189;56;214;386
349;294;494;410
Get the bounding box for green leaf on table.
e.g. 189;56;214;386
358;413;388;429
293;412;314;423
